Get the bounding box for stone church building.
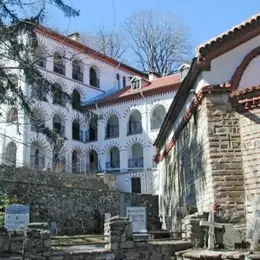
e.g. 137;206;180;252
154;13;260;239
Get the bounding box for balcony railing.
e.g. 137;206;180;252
128;157;144;168
54;63;65;75
72;71;83;82
105;125;119;139
150;117;164;130
106;160;120;169
127;121;142;135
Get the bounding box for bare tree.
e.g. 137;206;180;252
124;10;192;76
81;25;126;60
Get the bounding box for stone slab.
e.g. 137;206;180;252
223;224;242;250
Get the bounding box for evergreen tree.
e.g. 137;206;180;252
0;1;93;153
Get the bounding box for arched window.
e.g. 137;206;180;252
150;105;166;130
106;147;120;169
128;143;143;168
88;150;99;173
52;146;66;172
5;142;17;166
72;60;83;82
52;83;66;106
34;45;47;68
72;89;81;110
31;83;47;101
89;67;99;88
30;141;45;169
53;115;65;137
31;109;45;132
106;115;119;139
127;110;142;135
122;76;126;88
87;118;98;142
6;107;18;123
72;150;79;173
116;73;120;89
72;120;80;140
53;52;65;75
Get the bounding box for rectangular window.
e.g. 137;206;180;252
131;177;141;193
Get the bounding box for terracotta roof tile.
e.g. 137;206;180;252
197;13;260;56
84;74;181;109
36;26;148;78
230;85;260;97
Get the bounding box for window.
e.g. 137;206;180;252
127;110;142;135
105;115;119;139
31;109;45;132
130;77;141;90
53;52;66;75
89;67;99;88
72;89;81;110
53;115;65;137
31;83;47;101
52;83;66;106
6;107;18;123
106;147;120;169
72;60;83;82
72;120;80;140
131;177;141;193
150;105;166;130
88;150;99;173
128;143;143;168
116;73;120;89
87;118;98;142
53;147;66;172
5;142;17;166
72;150;79;173
34;46;47;68
30;142;45;170
122;76;126;88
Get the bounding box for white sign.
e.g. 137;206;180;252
5;204;30;232
126;206;147;234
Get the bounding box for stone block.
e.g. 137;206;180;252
120;241;134;249
109;243;119;250
27;223;48;229
42;250;53;257
25;228;41;239
40;230;51;240
23;238;33;252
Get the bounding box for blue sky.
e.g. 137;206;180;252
46;0;259;52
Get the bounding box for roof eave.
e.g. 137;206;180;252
154;58;200;149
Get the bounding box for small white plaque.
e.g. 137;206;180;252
5;204;30;232
126;206;147;234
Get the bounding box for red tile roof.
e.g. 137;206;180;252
36;26;148;79
198;14;260;56
84;74;181;109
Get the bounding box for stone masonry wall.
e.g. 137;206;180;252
160;93;246;232
161;98;213;231
206;93;245;221
239;108;260;238
0;167;159;235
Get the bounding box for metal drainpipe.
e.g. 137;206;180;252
140;91;148;193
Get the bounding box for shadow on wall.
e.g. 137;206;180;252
162;109;207;231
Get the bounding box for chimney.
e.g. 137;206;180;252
148;71;161;81
68;32;80;42
178;63;190;79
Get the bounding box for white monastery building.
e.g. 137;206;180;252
0;26;186;194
